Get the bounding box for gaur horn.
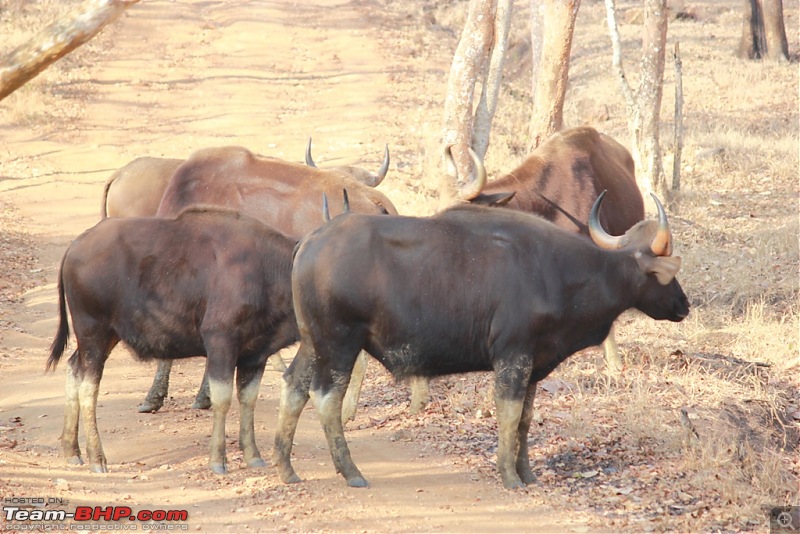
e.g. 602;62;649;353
649;193;672;257
322;193;330;222
342;189;350;213
443;144;487;201
588;190;625;250
305;137;317;168
371;144;390;186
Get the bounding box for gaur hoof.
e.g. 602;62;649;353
191;397;212;410
519;471;537;485
280;471;302;484
137;400;162;413
90;463;108;474
346;476;369;488
210;464;227;475
502;478;526;490
65;455;84;466
246;458;267;469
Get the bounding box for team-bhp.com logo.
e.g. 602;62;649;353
2;497;189;531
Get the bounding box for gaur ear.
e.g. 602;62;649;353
637;254;682;285
469;191;516;206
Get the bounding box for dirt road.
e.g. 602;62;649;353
0;1;583;531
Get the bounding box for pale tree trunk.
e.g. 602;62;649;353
473;0;513;159
605;0;669;202
671;42;684;198
528;0;581;151
441;0;511;203
0;0;140;102
738;0;789;61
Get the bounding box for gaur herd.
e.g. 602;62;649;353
47;127;689;489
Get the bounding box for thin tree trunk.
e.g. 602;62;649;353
637;0;668;200
0;0;140;102
528;0;580;150
671;41;683;208
605;0;668;201
474;0;513;159
441;0;495;202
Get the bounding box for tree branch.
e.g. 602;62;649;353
0;0;140;102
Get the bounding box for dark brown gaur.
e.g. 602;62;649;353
99;145;400;416
275;192;689;489
49;207;299;475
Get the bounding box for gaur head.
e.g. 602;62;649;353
589;191;690;322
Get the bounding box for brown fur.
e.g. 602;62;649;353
471;127;644;237
156;146;397;238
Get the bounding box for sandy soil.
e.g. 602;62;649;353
0;1;589;532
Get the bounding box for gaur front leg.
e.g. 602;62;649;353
273;343;314;484
191;366;211;410
236;359;267;469
493;356;534;489
515;382;538;484
494;395;525;489
139;359;172;413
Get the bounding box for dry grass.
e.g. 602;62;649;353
367;0;799;530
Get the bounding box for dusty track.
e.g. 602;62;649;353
0;1;581;531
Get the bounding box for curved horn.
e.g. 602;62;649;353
649;193;672;256
305;137;317;168
342;188;350;213
588;190;625;250
444;144;487;201
371;144;390;186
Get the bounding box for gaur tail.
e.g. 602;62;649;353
47;259;70;372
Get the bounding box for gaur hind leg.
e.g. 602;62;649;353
61;350;83;466
273;343;315;484
312;349;367;488
64;332;115;473
235;356;268;469
202;334;239;475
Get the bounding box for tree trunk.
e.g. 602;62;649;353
671;42;684;198
528;0;580;151
605;0;669;201
0;0;140;102
473;0;513;160
737;0;789;61
637;0;669;201
441;0;497;203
